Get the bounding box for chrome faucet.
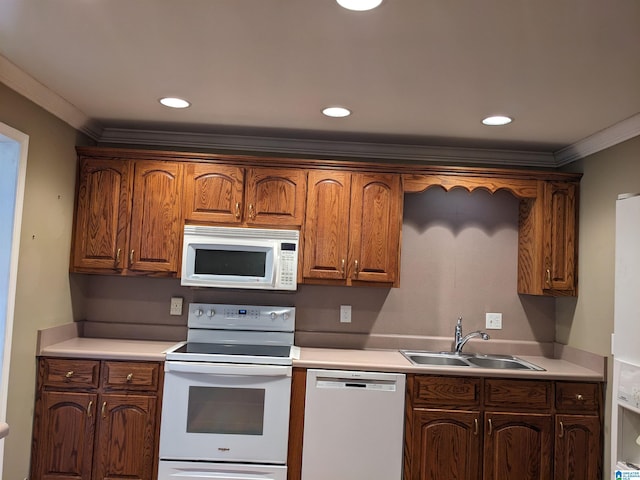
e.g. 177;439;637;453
454;317;490;354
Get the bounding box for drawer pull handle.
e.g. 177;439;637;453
101;401;107;418
340;259;345;276
354;259;359;277
474;418;478;436
546;268;551;286
87;400;93;417
115;248;121;265
576;394;584;401
248;203;255;220
235;202;241;219
487;418;493;436
559;421;565;438
129;249;135;264
65;371;74;378
126;373;134;382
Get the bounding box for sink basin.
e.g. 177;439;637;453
400;350;544;371
403;352;470;367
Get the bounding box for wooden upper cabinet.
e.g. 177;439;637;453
303;170;402;287
543;181;577;292
184;164;306;227
303;170;351;281
71;156;183;276
72;158;131;272
183;164;244;224
244;168;307;226
518;180;578;296
127;161;184;274
349;173;402;285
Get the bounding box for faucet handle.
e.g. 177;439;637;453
457;317;462;326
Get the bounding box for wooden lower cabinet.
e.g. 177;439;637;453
30;358;163;480
483;412;553;480
405;375;602;480
410;409;482;480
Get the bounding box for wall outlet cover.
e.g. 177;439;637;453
170;296;184;316
486;312;502;329
340;305;352;323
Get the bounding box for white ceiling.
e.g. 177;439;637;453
1;0;639;163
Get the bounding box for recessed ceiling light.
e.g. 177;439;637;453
159;97;191;109
322;106;352;118
482;115;513;126
336;0;383;11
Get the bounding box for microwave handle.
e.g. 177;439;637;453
165;361;292;377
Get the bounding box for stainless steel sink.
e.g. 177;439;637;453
400;350;544;371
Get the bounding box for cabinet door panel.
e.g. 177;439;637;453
411;410;481;480
92;394;157;480
349;173;402;284
34;391;97;480
303;171;351;280
184;163;244;224
484;412;552;480
554;415;601;480
245;168;307;226
129;161;183;273
72;159;130;271
543;182;576;292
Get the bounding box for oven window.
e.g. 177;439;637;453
186;386;265;435
194;249;266;277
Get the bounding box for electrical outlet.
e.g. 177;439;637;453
340;305;352;323
486;312;502;329
170;297;183;316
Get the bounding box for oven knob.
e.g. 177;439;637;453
207;309;215;317
270;312;277;320
194;309;203;317
283;312;290;320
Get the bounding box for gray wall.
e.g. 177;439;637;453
0;82;91;479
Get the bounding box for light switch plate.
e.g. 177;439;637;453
486;312;502;329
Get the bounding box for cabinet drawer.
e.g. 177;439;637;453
102;361;160;391
412;375;481;408
485;379;551;411
555;382;600;412
42;358;100;389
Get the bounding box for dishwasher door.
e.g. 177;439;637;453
301;369;406;480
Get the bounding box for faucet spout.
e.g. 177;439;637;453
453;317;490;354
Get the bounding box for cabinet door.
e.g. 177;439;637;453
183;163;244;224
128;161;184;273
410;409;481;480
542;181;577;293
349;173;402;285
554;415;601;480
484;412;553;480
92;394;158;480
244;168;307;226
303;170;351;281
32;391;97;480
72;158;131;271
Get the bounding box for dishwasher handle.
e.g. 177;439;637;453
315;376;399;392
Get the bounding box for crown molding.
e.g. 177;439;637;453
554;113;640;166
99;127;557;168
0;54;102;140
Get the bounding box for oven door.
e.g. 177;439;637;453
159;361;292;464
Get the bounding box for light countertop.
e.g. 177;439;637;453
38;336;605;381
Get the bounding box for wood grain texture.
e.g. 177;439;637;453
72;158;131;271
245;168;307;226
403;174;538;198
554;415;601;480
484;379;552;411
483;412;553;480
411;409;482;480
183;163;244;224
287;368;307;480
412;375;481;408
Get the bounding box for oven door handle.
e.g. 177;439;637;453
165;361;292;377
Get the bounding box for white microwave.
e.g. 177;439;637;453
181;225;299;290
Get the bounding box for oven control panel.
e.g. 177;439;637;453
187;303;295;332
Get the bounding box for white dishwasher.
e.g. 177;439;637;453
301;369;406;480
